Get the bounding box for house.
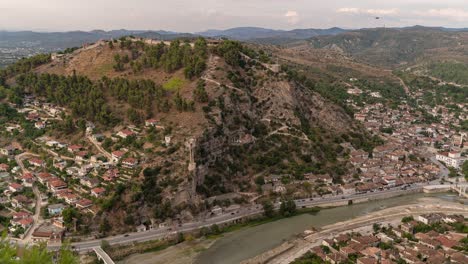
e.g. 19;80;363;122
34;121;46;129
103;169;119;182
90;187;106;197
67;144;83;153
9;183;23;193
75;198;93;209
21;173;35;187
80;177;100;188
435;152;465;169
0;163;9;172
340;184;356;195
31;229;63;245
111;150;126;163
47;204;66;215
325;252;347;264
12;211;31;220
11;217;34;230
60;193;79;205
145;119;159;127
75;151;89;164
351;235;380;246
418;213;444;225
49;179;67;193
357;257;378;264
136;224;147;232
122;157;138;168
29;158;45;167
0;145;17;156
117;129;135;139
11;195;33;208
37;172;52;184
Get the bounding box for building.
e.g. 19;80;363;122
29;158;45;167
436;152;465;169
90;187;106;197
111;150;126;163
47;204;65;215
122;157;138;168
117;129;136;139
9;183;23;193
145;119;159;127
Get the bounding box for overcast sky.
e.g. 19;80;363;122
2;0;468;32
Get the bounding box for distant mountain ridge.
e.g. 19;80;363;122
196;27;347;40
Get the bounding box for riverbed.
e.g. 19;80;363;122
118;192;464;264
194;193;464;264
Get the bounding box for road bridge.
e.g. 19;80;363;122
93;247;115;264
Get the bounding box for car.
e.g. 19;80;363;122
341;196;345;199
124;234;129;237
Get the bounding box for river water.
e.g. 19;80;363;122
195;193;465;264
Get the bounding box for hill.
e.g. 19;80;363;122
305;26;468;68
0;38;380;232
197;27;347;43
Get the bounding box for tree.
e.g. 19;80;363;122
279;198;297;217
262;200;275;218
193;80;209;103
462;160;468;181
448;167;458;178
99;218;111;234
0;234;78;263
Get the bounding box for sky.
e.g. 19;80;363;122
1;0;468;32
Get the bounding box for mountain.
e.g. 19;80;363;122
197;27;347;41
304;26;468;68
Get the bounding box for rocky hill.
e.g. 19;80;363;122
0;37;378;231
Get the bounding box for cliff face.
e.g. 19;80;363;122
192;53;360;197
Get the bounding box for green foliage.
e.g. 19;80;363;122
0;235;78;263
193;80;209;103
215;40;244;67
401;216;414;223
279;198;297;217
462;161;468;181
16;73;119;126
292;252;328;264
262;200;275;218
163;77;185;91
173;92;195;112
429;61;468;85
0;54;51;80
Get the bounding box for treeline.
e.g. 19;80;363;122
101;77;168;115
16;72;119;126
0;54;50;82
114;37;208;79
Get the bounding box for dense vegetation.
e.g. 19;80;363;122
0;235;78;264
428;61;468;85
113;37;208;79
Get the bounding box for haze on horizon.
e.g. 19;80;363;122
2;0;468;32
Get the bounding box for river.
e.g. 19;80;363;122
194;193;465;264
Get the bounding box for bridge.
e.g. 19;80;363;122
93;247;115;264
452;184;468;198
423;183;468;198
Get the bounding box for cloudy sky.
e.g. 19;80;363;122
1;0;468;32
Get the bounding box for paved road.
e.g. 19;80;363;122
52;185;423;252
429;156;449;178
14;152;45;243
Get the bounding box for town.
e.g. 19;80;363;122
293;213;467;264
